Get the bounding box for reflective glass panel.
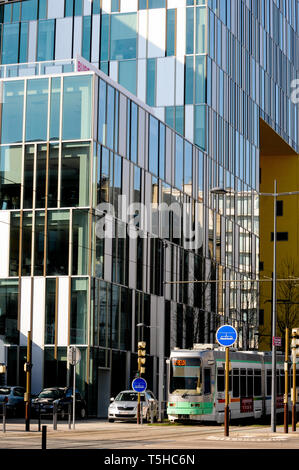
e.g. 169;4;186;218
36;144;47;208
70;278;88;344
146;58;156;107
37;20;55;62
61;142;90;207
9;212;20;276
34;211;45;276
110;13;137;60
1;81;24;144
47;210;69;275
0;146;22;210
72;209;89;275
23;145;34;209
175;135;183;190
119;60;136;95
19;22;29;63
82;16;91;61
21;211;33;276
2;23;19;65
166;9;176;56
196;7;206;54
21;0;38;21
25;78;49;142
49;78;61;141
62;75;92;140
0;280;19;344
149;115;158;175
48;144;59;208
45;278;56;344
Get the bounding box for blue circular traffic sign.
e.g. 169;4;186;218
216;325;237;347
132;377;147;393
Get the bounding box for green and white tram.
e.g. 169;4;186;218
167;344;298;423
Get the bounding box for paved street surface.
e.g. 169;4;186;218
0;419;299;450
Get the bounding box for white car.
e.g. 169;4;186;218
108;390;158;422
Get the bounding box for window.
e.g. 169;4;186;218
45;278;56;344
110;13;137;60
271;232;288;241
232;369;239;397
0;146;22;210
82;16;92;61
62;75;92;140
25;78;49;142
0;280;19;344
276;200;283;216
204;368;211;394
2;23;19;65
1;81;24;144
146;59;156;107
240;369;246;397
254;369;262;396
149;116;159;176
50;78;61;141
119;60;136;95
70;278;88;344
21;0;38;21
61;143;90;207
37;20;55;62
166;9;176;56
47;210;70;275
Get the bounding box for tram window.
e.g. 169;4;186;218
240;369;246;398
232;369;239;398
217;368;232;392
276;370;280;395
204;368;211;394
248;369;253;397
266;370;271;396
254;369;261;396
217;369;224;392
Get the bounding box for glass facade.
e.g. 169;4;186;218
0;0;297;416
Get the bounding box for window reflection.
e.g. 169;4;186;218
45;278;56;345
72;209;89;276
23;145;34;209
36;144;47;208
70;278;88;345
9;212;20;276
1;81;24;144
34;211;45;276
0;146;22;210
21;212;33;276
62;75;92;141
110;13;137;60
47;210;69;276
61;142;90;207
0;280;19;345
26;79;49;142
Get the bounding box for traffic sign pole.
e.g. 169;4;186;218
216;325;237;437
224;347;229;437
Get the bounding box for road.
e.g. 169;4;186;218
0;419;299;450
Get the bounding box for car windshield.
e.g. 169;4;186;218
0;388;10;395
115;392;145;402
38;390;63;399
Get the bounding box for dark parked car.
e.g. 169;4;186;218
0;386;25;417
31;387;87;419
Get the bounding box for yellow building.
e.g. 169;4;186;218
259;120;299;351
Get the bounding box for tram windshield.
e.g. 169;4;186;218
170;357;202;395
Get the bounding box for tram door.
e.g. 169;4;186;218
97;368;111;418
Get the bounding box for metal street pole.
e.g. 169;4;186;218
25;330;32;432
73;362;76;430
292;329;297;431
224;346;230;437
271;180;277;433
284;327;289;433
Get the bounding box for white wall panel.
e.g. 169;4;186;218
109;61;118;82
58;277;69;346
73;17;82;58
48;0;64;19
138;10;147;59
28;21;37;63
20;278;32;347
0;211;9;277
185;105;194;142
31;278;45;394
137;59;146;103
121;0;138;12
83;0;92;16
175;58;185;105
156;57;175;107
176;6;186;57
153;107;164;121
55;18;73;60
148;9;166;58
101;0;111;13
91;15;101;64
167;0;186;7
32;278;45;348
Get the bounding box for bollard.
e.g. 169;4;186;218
140;402;143;425
53;402;57;430
42;425;47;450
3;403;6;433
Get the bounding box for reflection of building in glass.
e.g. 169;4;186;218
0;0;297;415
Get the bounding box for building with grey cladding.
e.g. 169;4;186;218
0;0;297;415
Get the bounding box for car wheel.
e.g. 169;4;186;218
80;407;86;419
108;418;114;423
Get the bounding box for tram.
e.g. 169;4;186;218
166;344;299;423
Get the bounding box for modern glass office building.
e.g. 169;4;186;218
0;0;297;415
